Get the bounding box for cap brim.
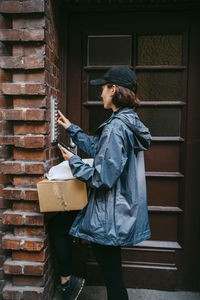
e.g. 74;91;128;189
90;78;108;86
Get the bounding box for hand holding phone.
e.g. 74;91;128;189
58;143;75;161
59;142;75;155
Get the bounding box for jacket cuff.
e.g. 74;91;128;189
66;124;83;137
69;154;82;166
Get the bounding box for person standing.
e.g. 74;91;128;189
55;66;151;300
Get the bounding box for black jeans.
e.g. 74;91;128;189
48;211;79;276
48;211;129;300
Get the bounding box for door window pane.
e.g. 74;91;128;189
137;71;182;101
88;35;132;65
137;107;181;136
88;71;105;101
137;34;182;65
89;107;112;135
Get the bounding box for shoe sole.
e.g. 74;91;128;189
74;278;85;300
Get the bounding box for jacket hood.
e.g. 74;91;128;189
114;108;152;151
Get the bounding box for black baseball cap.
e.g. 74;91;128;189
90;66;137;93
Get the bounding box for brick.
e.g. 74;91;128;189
45;31;54;54
12;248;47;262
13;274;46;287
0;56;44;69
25;162;47;174
0;174;9;185
3;234;46;251
0;29;44;41
23;288;45;300
13;176;42;187
3;210;44;226
13;45;45;57
24;56;45;69
14;227;45;237
0;1;45;14
2;161;21;174
0;135;14;145
14;123;49;135
13;17;45;30
4;258;46;276
24;262;46;276
3;108;46;121
0;197;9;209
0;120;12;134
3;186;38;200
14;135;46;148
3;283;22;300
22;29;45;42
25;213;44;226
2;109;22;120
26;109;46;120
3;260;22;275
0;95;12;109
2;83;46;95
0;29;20;41
13;201;40;212
2;161;47;175
0;70;11;82
1;161;22;174
0;185;3;197
2;211;22;225
13;96;47;108
13;149;46;161
45;72;59;90
0;1;21;14
3;283;48;300
2;234;20;250
24;189;40;201
13;71;45;83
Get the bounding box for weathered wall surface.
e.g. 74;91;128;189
0;1;60;298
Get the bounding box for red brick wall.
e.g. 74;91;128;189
0;10;12;300
0;1;60;299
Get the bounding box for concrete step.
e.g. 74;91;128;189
54;286;200;300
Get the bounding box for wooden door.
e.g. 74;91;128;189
60;5;200;290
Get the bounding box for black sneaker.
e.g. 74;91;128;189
61;275;85;300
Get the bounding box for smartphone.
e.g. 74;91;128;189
58;142;75;155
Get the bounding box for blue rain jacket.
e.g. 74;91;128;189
67;107;151;246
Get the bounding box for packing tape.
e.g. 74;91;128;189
52;182;68;210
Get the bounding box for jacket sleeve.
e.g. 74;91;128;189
69;126;128;189
66;124;96;158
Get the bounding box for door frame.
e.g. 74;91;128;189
58;2;200;291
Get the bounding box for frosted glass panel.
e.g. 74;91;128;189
137;71;182;101
88;35;132;65
138;35;182;65
137;108;180;136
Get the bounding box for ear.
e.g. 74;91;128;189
111;85;117;95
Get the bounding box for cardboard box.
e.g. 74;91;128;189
37;179;88;212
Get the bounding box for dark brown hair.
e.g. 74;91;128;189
107;83;140;108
